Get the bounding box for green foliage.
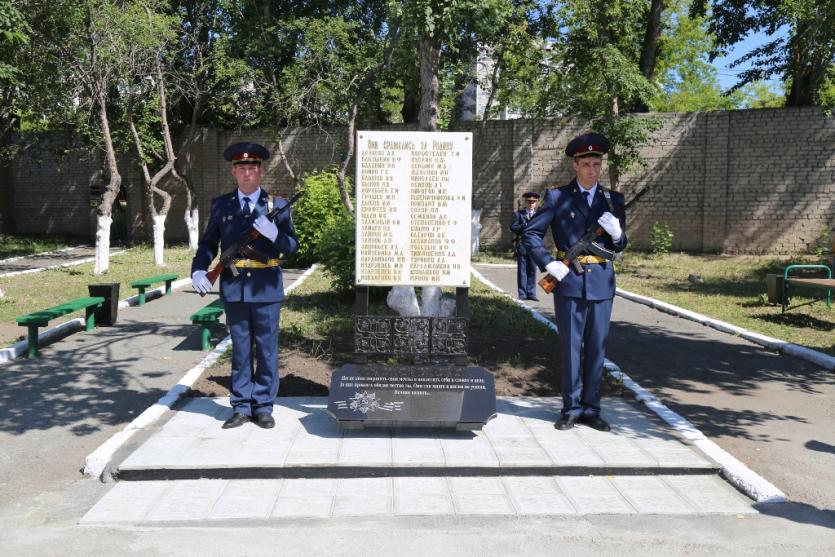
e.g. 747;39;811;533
650;221;674;256
593;113;663;178
739;81;786;109
291;169;353;266
813;224;831;257
315;216;356;293
693;0;835;106
650;2;746;112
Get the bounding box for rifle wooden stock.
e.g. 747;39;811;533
535;185;649;295
537;225;605;294
199;229;262;297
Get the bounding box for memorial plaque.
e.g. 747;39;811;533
355;131;472;287
326;364;497;430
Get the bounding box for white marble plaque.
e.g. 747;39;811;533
355;131;472;287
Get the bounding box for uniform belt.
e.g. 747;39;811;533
555;251;607;264
234;258;282;269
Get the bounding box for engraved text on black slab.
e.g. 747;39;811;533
327;364;496;428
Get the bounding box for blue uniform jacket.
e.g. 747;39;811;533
192;189;299;303
510;209;534;256
522;180;627;301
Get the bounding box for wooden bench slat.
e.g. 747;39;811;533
130;273;179;287
786;278;835;288
131;274;179;305
15;296;106;357
16;297;105;325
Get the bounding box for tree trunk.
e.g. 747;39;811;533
185;207;199;251
608;96;621;191
418;36;442;132
395;31;444;317
94;87;121;275
152;214;166;265
635;0;665;112
785;21;825;107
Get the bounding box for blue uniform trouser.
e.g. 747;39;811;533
224;300;281;416
516;252;537;299
553;296;613;417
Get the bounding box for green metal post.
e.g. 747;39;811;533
138;287;146;306
202;325;211;351
27;326;38;358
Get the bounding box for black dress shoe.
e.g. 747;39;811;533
554;414;578;430
254;413;275;429
578;415;611;432
528;296;539;302
222;413;250;429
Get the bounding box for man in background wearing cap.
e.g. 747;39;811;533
522;133;627;432
510;191;542;301
191;142;299;429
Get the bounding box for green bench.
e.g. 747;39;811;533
130;273;179;305
190;299;225;350
16;296;105;358
781;264;833;314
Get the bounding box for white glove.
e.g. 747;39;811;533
545;260;570;281
253;215;279;242
191;270;212;294
598;212;622;242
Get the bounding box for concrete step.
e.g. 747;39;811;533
114;396;720;481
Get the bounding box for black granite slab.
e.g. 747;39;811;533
326;363;496;430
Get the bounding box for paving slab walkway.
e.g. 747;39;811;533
82;396;754;523
0;245;125;277
473;263;835;514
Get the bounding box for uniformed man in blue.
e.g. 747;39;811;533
510;192;541;301
522;133;626;432
191;142;298;429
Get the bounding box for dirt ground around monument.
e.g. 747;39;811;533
186;271;628;399
186;321;626;399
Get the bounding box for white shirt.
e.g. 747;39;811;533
237;188;262;213
579;182;597;206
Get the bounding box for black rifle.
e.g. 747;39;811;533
538;186;649;294
202;190;304;296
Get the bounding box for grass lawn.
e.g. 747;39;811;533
0;244;195;346
0;234;82;260
616;251;834;355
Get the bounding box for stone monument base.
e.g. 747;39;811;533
326;363;496;430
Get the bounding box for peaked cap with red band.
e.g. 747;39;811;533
223;142;270;164
565;133;610;158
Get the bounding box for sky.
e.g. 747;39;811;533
711;27;789;93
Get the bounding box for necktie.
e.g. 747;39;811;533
582;191;590;207
242;197;252;218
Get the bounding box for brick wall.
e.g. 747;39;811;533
10;107;835;254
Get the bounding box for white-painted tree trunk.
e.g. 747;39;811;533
387;285;421;316
420;286;442;317
185;208;199;251
152;214;166;265
94;215;112;275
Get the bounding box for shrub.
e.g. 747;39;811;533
650;222;673;257
315;216;355;293
813;224;831;257
290;169;353;266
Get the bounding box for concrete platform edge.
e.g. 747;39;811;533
471;265;788;504
81;264;318;479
